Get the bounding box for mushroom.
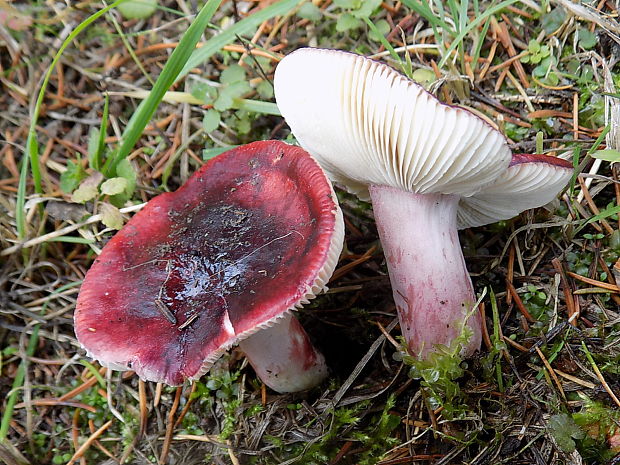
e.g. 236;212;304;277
458;153;575;228
274;48;573;358
74;140;344;392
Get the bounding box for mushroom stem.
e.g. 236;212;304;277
368;185;482;358
238;313;327;393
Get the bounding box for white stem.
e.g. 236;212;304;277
238;313;327;393
369;185;482;358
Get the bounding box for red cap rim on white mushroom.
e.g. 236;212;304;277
275;48;572;359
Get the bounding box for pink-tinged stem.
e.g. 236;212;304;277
369;185;482;358
238;313;327;393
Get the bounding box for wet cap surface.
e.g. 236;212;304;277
75;141;341;385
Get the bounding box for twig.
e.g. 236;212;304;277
552;258;578;326
535;347;566;401
67;420;113;465
582;342;620;408
505;281;536;323
327;318;399;410
159;386;183;464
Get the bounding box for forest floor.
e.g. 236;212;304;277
2;0;620;464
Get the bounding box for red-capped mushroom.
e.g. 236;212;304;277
75;140;344;392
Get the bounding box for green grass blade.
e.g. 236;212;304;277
108;10;155;86
178;0;304;79
586;124;610;155
438;0;519;68
15;152;29;241
79;360;106;388
103;0;223;176
363;17;409;76
585;205;620;225
446;0;460;32
489;288;504;392
233;99;280;115
41;281;82;313
46;236;96;245
16;0;130;246
471;16;491;71
459;0;469;34
400;0;453;32
24;0;130;194
0;326;39;441
569;146;581;196
95;93;110;171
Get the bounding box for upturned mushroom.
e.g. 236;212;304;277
274;48;573;358
74;140;344;392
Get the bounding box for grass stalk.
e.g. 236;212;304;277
0;326;40;441
489;288;504;392
103;0;223;176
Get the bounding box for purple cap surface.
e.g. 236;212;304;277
75;141;343;385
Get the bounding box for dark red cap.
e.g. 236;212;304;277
75;141;343;385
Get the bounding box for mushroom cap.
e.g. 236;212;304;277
74;140;344;385
457;153;574;228
274;48;512;198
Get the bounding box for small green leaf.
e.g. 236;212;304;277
100;177;128;196
220;64;246;84
235;113;251;134
214;92;234;111
202;109;221;132
578;29;597;49
541;7;566;34
223;81;251;98
533;56;554;77
368;19;390;42
591;149;620;162
214;81;251;111
117;0;158;20
100;203;124;230
336;13;361;31
411;68;436;86
548;414;585;453
190;82;217;104
60;160;86;193
115;158;137;195
256;80;273;99
528;39;541;54
109;158;137;207
333;0;357;8
297;3;322;21
546;72;559;86
72;172;103;203
353;0;381;18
